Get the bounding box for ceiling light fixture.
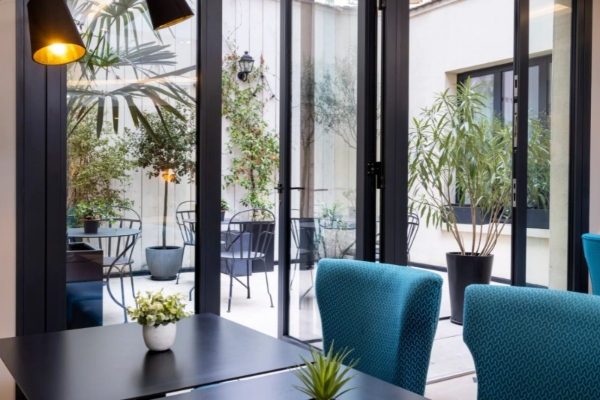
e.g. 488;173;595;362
27;0;86;65
146;0;194;31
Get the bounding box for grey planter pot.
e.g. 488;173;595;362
146;246;184;281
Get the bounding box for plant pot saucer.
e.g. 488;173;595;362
150;275;177;281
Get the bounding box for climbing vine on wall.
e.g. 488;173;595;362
222;48;279;214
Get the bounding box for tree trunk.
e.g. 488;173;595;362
163;178;168;249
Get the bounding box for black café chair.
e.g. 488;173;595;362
175;201;196;284
89;207;142;322
375;213;420;262
290;217;321;309
222;209;275;313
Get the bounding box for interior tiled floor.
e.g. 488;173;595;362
102;267;477;399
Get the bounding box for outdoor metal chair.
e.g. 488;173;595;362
95;207;141;322
375;213;420;262
175;200;196;284
291;217;321;309
222;209;275;312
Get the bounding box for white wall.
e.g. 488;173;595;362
0;0;16;396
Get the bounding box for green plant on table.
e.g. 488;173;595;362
75;200;118;221
292;344;359;400
221;199;230;212
127;291;192;327
67;110;133;227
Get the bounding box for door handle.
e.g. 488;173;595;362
275;184;306;194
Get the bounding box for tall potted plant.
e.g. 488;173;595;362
527;118;551;229
128;107;196;280
408;79;513;324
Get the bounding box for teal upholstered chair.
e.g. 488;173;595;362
315;259;443;395
464;285;600;400
582;233;600;294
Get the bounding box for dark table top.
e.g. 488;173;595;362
172;369;429;400
67;227;141;238
0;314;310;400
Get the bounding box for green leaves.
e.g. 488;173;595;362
127;290;192;327
408;78;513;256
291;343;359;400
127;106;196;185
222;47;279;213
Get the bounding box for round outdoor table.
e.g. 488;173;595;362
67;228;142;322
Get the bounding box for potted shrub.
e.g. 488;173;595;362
75;200;115;234
527;118;550;229
221;199;229;222
128;107;196;281
127;290;191;352
291;344;358;400
408;79;513;324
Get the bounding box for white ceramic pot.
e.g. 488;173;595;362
143;323;177;352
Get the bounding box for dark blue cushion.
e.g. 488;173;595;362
315;259;443;395
464;285;600;400
66;282;103;323
72;299;103;328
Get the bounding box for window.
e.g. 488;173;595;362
458;55;552;124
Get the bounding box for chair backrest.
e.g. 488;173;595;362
407;213;420;253
98;207;142;259
582;233;600;294
225;209;275;259
291;218;320;266
176;201;196;245
464;285;600;400
315;259;443;395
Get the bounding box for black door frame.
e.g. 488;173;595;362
15;0;223;336
277;0;380;342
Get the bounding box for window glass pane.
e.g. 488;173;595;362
470;74;495;121
526;0;572;289
219;0;281;337
288;0;359;343
503;70;514;125
66;1;197;329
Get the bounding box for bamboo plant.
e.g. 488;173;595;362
408;79;513;256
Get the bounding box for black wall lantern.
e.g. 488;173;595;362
27;0;86;65
237;51;254;82
146;0;194;30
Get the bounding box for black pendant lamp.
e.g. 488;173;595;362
27;0;86;65
146;0;194;30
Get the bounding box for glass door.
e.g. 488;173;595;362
281;0;379;345
525;0;572;289
65;0;198;329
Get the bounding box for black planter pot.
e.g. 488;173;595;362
221;211;225;222
446;252;494;325
83;219;100;234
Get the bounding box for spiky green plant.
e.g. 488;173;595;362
291;344;359;400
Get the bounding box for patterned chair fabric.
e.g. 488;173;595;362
464;285;600;400
582;233;600;294
315;259;443;395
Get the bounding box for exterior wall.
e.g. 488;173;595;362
0;0;16;396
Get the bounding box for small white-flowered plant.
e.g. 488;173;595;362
127;290;192;327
